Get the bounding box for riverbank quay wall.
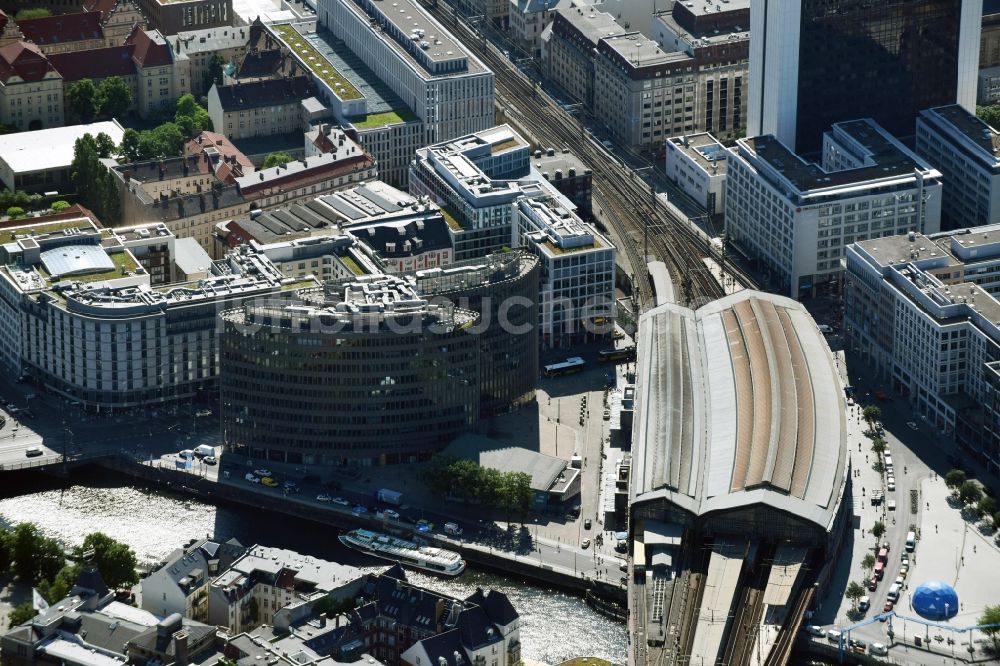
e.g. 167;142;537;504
79;457;624;603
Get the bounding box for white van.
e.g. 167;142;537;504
887;583;900;602
178;449;195;460
193;444;215;458
869;642;889;656
905;531;916;551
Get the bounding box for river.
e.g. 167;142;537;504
0;471;626;665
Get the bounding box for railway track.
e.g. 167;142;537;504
423;1;755;313
721;544;773;666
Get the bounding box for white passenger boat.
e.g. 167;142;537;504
339;529;466;576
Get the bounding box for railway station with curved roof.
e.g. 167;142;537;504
630;290;851;548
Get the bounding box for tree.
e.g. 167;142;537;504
862;405;882;430
98;76;132;119
77;532;139;590
981;604;1000;653
148;122;185;157
263;152;294;169
995;510;1000;529
979;496;999;521
205;54;226;91
959;480;984;508
37;563;80;604
174;94;212;136
94;132;117;159
6;207;24;218
871;521;886;542
14;7;50;19
0;529;12;573
845;581;865;609
71;134;120;225
7;602;37;628
11;523;63;583
119;128;141;162
66;79;100;124
978;105;1000;130
861;553;876;574
945;469;967;489
870;437;886;458
50;200;70;212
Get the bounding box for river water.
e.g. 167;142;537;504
0;472;626;665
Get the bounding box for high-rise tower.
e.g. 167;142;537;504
748;0;982;151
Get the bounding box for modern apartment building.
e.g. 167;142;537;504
315;0;495;145
0;41;63;131
726;119;943;298
748;0;981;151
916;104;1000;229
845;227;1000;473
514;195;615;346
220;274;481;465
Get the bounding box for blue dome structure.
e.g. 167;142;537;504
912;581;959;621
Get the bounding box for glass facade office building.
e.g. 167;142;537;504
748;0;980;151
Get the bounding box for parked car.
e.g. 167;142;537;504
283;481;300;494
883;600;894;612
906;421;918;430
245;473;260;483
352;505;368;514
870;642;889;655
584;518;592;530
253;468;273;478
850;638;867;654
899;564;908;578
580;538;591;549
826;629;842;643
25;446;42;457
867;576;878;591
415;519;433;532
332;497;350;506
858;596;870;612
316;494;332;502
202;456;217;465
887;477;896;492
381;509;401;520
261;477;279;488
804;625;825;638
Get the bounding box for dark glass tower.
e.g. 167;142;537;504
748;0;980;151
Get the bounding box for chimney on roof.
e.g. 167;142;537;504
173;630;189;666
319;613;327;627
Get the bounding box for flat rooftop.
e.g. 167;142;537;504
0;120;125;175
230;544;361;592
299;28;417;127
446;433;569;493
742;118;933;194
554;5;624;46
319;180;433;223
920;104;1000;165
679;0;750;14
601;32;686;67
531;149;589;176
667;133;729;174
631;291;847;534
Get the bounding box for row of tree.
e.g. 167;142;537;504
422;454;534;520
944;468;1000;526
2;524;139;627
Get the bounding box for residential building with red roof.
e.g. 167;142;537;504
15;10;104;54
184;130;255;176
0;41;63;130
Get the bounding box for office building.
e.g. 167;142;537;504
0;216;336;410
982;0;1000;68
138;0;232;35
220;274;481;465
979;65;1000;104
664;132;728;215
171;25;251;96
748;0;982;151
315;0;495;145
409;251;540;415
845;228;1000;473
530;147;593;217
514;195;615;346
726;119;943;298
916;105;1000;228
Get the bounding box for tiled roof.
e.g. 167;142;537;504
185;130;254;169
214;76;313;111
126;26;172;67
0;41;55;83
49;45;135;82
234;48;284;80
17;11;103;45
84;0;118;20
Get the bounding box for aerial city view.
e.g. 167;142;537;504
1;0;1000;664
